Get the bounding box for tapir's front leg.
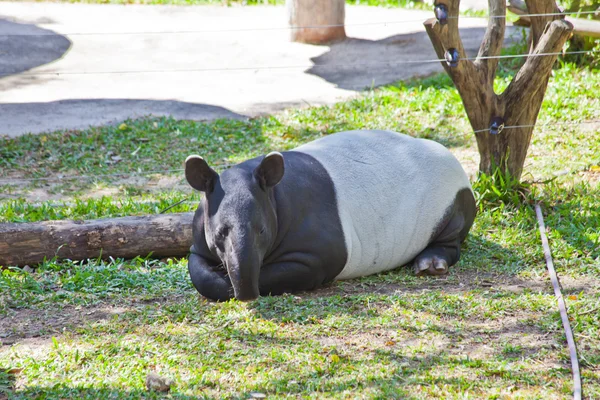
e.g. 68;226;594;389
188;253;234;301
259;261;324;297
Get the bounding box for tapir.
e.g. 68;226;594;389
185;129;476;301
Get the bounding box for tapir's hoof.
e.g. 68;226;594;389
414;255;449;277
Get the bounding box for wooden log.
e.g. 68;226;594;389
0;213;194;267
286;0;346;44
509;0;600;38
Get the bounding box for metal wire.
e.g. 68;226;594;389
475;50;595;61
492;9;599;19
0;10;597;36
0;18;428;36
473;119;600;134
1;50;596;77
0;120;596;184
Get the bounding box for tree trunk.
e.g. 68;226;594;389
0;213;194;267
287;0;346;44
424;0;573;180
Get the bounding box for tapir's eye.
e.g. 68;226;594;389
217;226;229;239
259;226;266;235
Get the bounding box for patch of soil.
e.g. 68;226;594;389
0;304;130;348
451;146;480;180
299;268;557;299
295;268;591;370
577;168;600;185
0;173;189;202
0;292;191;349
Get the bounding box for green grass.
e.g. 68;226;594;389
1;56;600;398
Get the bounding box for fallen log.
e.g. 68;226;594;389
0;213;194;267
509;0;600;38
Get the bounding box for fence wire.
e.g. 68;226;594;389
0;120;597;184
0;8;597;183
1;50;596;78
0;10;598;36
473;119;600;133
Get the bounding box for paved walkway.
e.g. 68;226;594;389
0;2;517;136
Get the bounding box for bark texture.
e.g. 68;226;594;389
287;0;346;44
424;0;573;179
0;213;194;267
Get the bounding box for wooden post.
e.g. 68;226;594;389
0;213;194;267
286;0;346;44
424;0;573;179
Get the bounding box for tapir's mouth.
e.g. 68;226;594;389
235;292;259;302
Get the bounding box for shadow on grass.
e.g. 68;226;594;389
0;368;17;399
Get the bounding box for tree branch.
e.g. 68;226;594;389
525;0;564;46
424;0;492;128
501;19;573;123
424;17;490;129
475;0;506;83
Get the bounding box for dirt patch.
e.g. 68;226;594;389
577;168;600;185
558;275;600;294
296;269;566;364
451;146;480;180
313;307;560;369
299;269;556;299
0;292;192;349
0;173;191;201
0;304;130;347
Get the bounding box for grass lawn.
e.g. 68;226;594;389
1;53;600;398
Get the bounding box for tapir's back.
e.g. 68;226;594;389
293;129;472;279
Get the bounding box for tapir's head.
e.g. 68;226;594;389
185;153;285;301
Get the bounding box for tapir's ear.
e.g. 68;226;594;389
185;155;218;193
254;152;284;190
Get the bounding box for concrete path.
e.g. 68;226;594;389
0;2;519;136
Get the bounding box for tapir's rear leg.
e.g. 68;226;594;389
414;188;476;276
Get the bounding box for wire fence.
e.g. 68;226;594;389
0;120;597;184
1;50;597;78
472;119;600;133
2;160;596;212
0;10;598;36
0;8;598;184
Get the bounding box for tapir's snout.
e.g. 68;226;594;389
231;278;260;302
224;243;261;302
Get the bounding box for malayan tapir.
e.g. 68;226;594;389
185;129;476;301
